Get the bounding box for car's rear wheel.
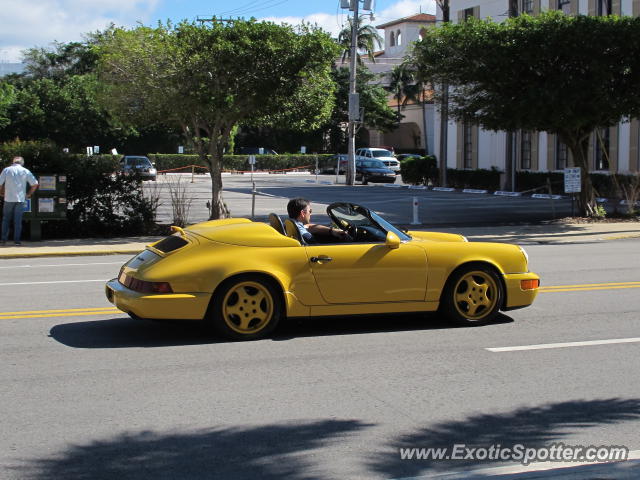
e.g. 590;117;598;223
441;265;502;326
210;275;281;340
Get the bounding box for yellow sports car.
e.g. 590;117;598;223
106;202;539;340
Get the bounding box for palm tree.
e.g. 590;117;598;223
388;61;432;155
337;16;383;65
388;63;416;120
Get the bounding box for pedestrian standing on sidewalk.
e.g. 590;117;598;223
0;156;39;245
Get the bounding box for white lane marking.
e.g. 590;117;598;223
389;450;640;480
0;262;122;269
487;337;640;352
0;279;107;286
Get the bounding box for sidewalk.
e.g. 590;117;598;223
0;222;639;259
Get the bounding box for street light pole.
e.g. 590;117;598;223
346;0;360;186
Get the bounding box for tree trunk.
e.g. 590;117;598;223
566;135;596;217
421;91;428;156
207;139;229;220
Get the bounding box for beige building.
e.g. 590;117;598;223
435;0;640;177
360;13;437;154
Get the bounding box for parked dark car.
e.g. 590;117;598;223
325;153;348;174
237;147;278;155
121;156;157;181
355;159;396;185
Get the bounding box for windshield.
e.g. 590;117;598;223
360;160;386;168
371;149;394;158
328;203;411;242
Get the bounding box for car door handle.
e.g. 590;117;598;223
310;256;333;263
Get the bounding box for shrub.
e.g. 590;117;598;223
0;140;157;237
447;167;502;190
399;155;438;185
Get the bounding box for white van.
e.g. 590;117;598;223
355;148;400;173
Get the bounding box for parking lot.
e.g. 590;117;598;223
147;172;574;227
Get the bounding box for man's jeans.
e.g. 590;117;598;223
1;201;25;242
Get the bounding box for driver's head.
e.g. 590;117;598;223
287;197;312;223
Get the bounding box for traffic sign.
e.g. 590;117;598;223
564;168;581;193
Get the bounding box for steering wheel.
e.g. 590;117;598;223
346;224;360;241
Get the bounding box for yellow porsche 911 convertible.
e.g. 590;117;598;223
106;202;539;340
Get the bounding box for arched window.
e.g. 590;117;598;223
396;30;402;46
389;31;395;47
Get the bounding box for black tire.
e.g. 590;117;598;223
362;176;369;185
441;265;503;326
209;275;282;340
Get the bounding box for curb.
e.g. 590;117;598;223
0;248;144;259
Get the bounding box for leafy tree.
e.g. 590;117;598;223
337;15;383;65
411;12;640;216
324;66;397;152
0;83;17;129
22;39;101;80
97;20;339;219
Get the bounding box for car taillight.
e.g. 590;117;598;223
119;273;173;293
521;279;539;290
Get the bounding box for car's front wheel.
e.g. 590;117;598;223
441;265;502;326
210;275;282;340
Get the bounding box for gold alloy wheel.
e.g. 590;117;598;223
453;270;499;321
222;281;274;335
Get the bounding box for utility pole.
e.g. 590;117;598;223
437;0;450;187
505;0;518;191
342;0;373;185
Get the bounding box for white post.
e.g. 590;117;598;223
251;182;256;220
410;197;421;225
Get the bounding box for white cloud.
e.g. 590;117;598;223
375;0;437;23
261;1;437;42
0;0;158;62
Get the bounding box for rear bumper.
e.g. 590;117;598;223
502;272;540;310
105;278;210;320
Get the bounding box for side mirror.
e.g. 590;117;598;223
385;231;401;249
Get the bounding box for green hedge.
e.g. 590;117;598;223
399;155;438;185
147;153;336;173
447;167;502;190
0;140;156;238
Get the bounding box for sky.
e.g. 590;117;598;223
0;0;436;63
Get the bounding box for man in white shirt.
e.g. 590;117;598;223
0;156;39;245
286;197;350;243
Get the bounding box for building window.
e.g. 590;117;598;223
521;0;534;14
390;31;395;47
597;0;612;15
557;0;571;14
396;30;402;46
556;137;568;170
521;131;532;169
463;123;473;169
464;7;475;19
594;128;610;170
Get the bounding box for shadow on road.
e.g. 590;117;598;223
273;312;513;341
48;317;220;349
15;400;640;479
17;420;372;480
49;313;513;348
368;398;640;478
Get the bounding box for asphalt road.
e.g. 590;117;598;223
1;239;639;479
148;173;576;227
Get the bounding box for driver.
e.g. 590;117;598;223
287;198;351;243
